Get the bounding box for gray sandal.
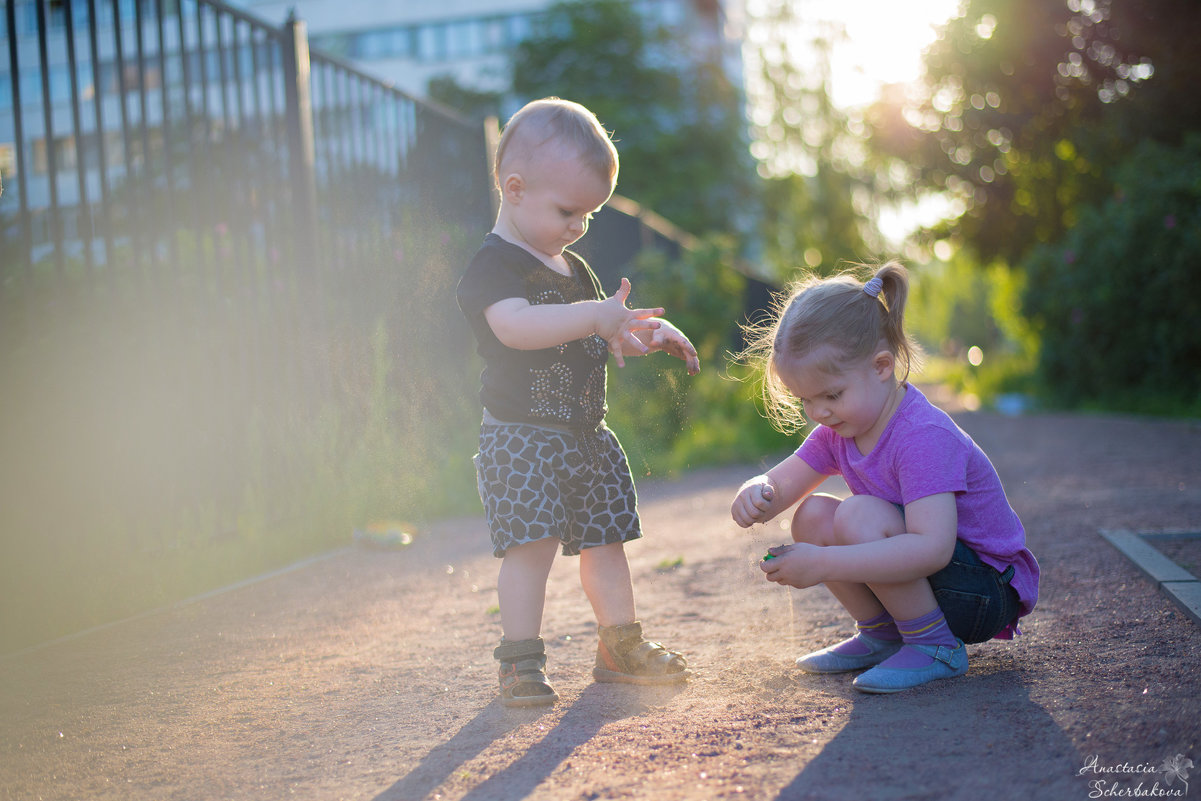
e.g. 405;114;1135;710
494;637;558;707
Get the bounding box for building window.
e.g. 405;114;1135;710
389;27;415;59
482;17;507;53
417;23;446;62
312;33;352;58
446;19;483;59
506;14;532;47
356;30;389;60
314;10;544;67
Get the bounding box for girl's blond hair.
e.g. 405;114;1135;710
495;97;619;187
738;261;923;433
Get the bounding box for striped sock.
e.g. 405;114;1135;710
887;608;957;668
830;611;900;656
857;610;902;640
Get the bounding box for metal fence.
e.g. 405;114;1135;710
1;0;492;273
0;0;494;649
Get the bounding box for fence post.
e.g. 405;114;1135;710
483;115;501;223
279;12;328;403
280;12;319;270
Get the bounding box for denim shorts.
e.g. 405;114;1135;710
928;540;1020;644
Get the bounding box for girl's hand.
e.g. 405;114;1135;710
596;278;663;368
636;319;700;375
731;478;775;528
760;542;825;589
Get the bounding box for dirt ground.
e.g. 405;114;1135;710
2;407;1200;801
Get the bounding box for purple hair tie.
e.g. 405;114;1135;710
863;276;884;299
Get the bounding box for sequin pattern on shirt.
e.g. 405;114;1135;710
524;270;608;429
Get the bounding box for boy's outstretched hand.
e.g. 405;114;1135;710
637;318;700;375
597;277;663;368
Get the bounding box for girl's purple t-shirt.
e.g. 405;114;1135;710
796;384;1038;638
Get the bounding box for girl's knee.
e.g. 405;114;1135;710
832;494;905;545
791;494;840;545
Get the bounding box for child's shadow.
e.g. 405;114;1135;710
373;682;675;801
772;667;1082;800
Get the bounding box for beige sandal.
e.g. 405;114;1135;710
494;637;558;707
593;621;691;685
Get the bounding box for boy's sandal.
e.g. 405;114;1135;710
593;621;691;686
495;637;558;708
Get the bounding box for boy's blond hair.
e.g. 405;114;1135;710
495;97;619;187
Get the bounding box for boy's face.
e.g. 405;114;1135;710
506;155;614;259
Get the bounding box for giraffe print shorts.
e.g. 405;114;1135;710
473;420;643;558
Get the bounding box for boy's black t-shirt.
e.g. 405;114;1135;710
456;234;610;431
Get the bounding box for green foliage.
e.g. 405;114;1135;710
874;0;1093;263
509;0;755;239
747;9;876;279
426;74;504;125
1021;135;1201;413
867;0;1201;266
604;239;794;477
0;208;482;654
655;556;684;571
910;254;1034;361
864;0;1201;413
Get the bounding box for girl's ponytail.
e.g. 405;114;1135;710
868;262;921;382
735;259;923;434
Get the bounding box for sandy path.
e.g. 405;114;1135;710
2;411;1199;800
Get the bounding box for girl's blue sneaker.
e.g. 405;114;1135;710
795;633;903;674
851;640;968;693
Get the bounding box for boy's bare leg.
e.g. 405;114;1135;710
582;540;689;682
497;537;559;641
579;541;637;626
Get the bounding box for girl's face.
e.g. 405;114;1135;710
506;156;613;260
774;345;900;451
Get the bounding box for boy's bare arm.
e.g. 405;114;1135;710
484;277;662;367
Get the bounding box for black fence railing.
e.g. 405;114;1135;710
1;0;492;276
0;0;494;651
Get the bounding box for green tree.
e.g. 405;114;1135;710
1021;135;1201;412
868;0;1201;266
509;0;754;239
426;74;503;125
863;0;1201;408
744;4;876;279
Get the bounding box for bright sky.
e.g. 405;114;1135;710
742;1;967;243
801;0;965;108
789;1;967;244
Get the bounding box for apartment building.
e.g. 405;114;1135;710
230;0;747;113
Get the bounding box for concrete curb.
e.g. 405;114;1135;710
1100;529;1201;626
